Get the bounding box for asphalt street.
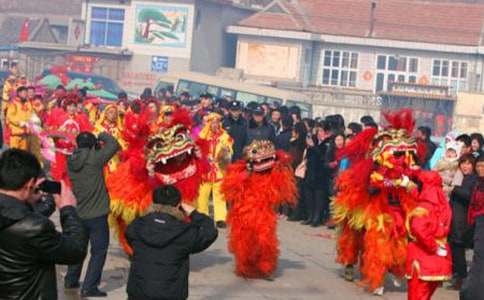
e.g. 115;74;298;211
57;218;459;300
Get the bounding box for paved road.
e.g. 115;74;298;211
58;219;459;300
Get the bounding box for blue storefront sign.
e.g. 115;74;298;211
151;56;168;73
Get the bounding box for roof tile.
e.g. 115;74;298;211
237;0;484;46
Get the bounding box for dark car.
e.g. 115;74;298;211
40;70;124;96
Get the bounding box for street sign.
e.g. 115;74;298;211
151;56;168;73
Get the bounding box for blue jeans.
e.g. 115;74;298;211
65;215;110;292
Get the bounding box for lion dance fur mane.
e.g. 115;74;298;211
221;140;297;278
107;106;208;255
333;109;421;291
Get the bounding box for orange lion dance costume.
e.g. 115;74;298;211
107;106;208;255
333;109;421;294
222;140;297;278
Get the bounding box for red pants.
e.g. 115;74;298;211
408;276;440;300
51;152;71;187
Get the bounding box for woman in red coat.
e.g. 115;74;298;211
406;171;453;300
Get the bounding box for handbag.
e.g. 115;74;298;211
294;149;307;179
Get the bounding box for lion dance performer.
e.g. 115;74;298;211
106;105;208;255
94;104;126;174
333;109;421;295
45;93;92;185
405;170;452;300
197;112;233;227
222;140;297;278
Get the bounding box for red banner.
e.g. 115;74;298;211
64;55;100;73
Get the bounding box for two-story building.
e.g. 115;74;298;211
0;0;82;71
227;0;484;130
2;0;253;94
76;0;253;93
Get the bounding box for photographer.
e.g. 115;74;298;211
0;149;87;300
64;131;120;298
126;185;218;300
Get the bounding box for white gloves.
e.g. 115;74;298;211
399;175;410;188
436;245;448;257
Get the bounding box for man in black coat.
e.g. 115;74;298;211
126;185;218;300
192;93;214;127
0;149;87;300
246;105;275;145
223;100;247;162
303;121;332;227
275;116;293;152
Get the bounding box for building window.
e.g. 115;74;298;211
50;25;68;43
432;59;468;93
89;7;124;47
375;55;419;92
322;50;358;87
1;59;8;69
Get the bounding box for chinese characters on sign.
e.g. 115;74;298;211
119;71;158;92
64;55;100;73
151;56;168;73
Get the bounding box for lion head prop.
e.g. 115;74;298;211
106;106;208;255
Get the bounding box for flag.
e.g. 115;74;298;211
19;18;30;42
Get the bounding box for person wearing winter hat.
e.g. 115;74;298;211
433;140;462;198
126;185;218;300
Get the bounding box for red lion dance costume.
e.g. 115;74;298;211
405;170;452;300
107;106;208;254
333;109;421;294
45;93;92;185
221;140;297;278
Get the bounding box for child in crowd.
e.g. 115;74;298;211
434;141;462;198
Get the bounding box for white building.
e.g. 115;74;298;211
227;0;484;129
78;0;252;93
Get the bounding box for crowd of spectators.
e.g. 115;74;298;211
0;76;483;298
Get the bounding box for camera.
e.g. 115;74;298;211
37;180;61;194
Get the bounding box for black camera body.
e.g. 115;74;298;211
37;180;61;194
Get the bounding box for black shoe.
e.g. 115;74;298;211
288;215;304;222
81;288;107;298
310;222;321;228
301;219;312;225
343;265;354;282
446;277;463;290
216;221;227;229
64;282;80;289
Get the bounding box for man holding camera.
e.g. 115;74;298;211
0;149;88;300
65;131;121;298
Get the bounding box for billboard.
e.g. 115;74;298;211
134;4;188;48
237;42;299;80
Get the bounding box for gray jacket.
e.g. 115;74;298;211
68;132;120;220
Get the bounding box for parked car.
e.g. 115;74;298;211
40;69;124;97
